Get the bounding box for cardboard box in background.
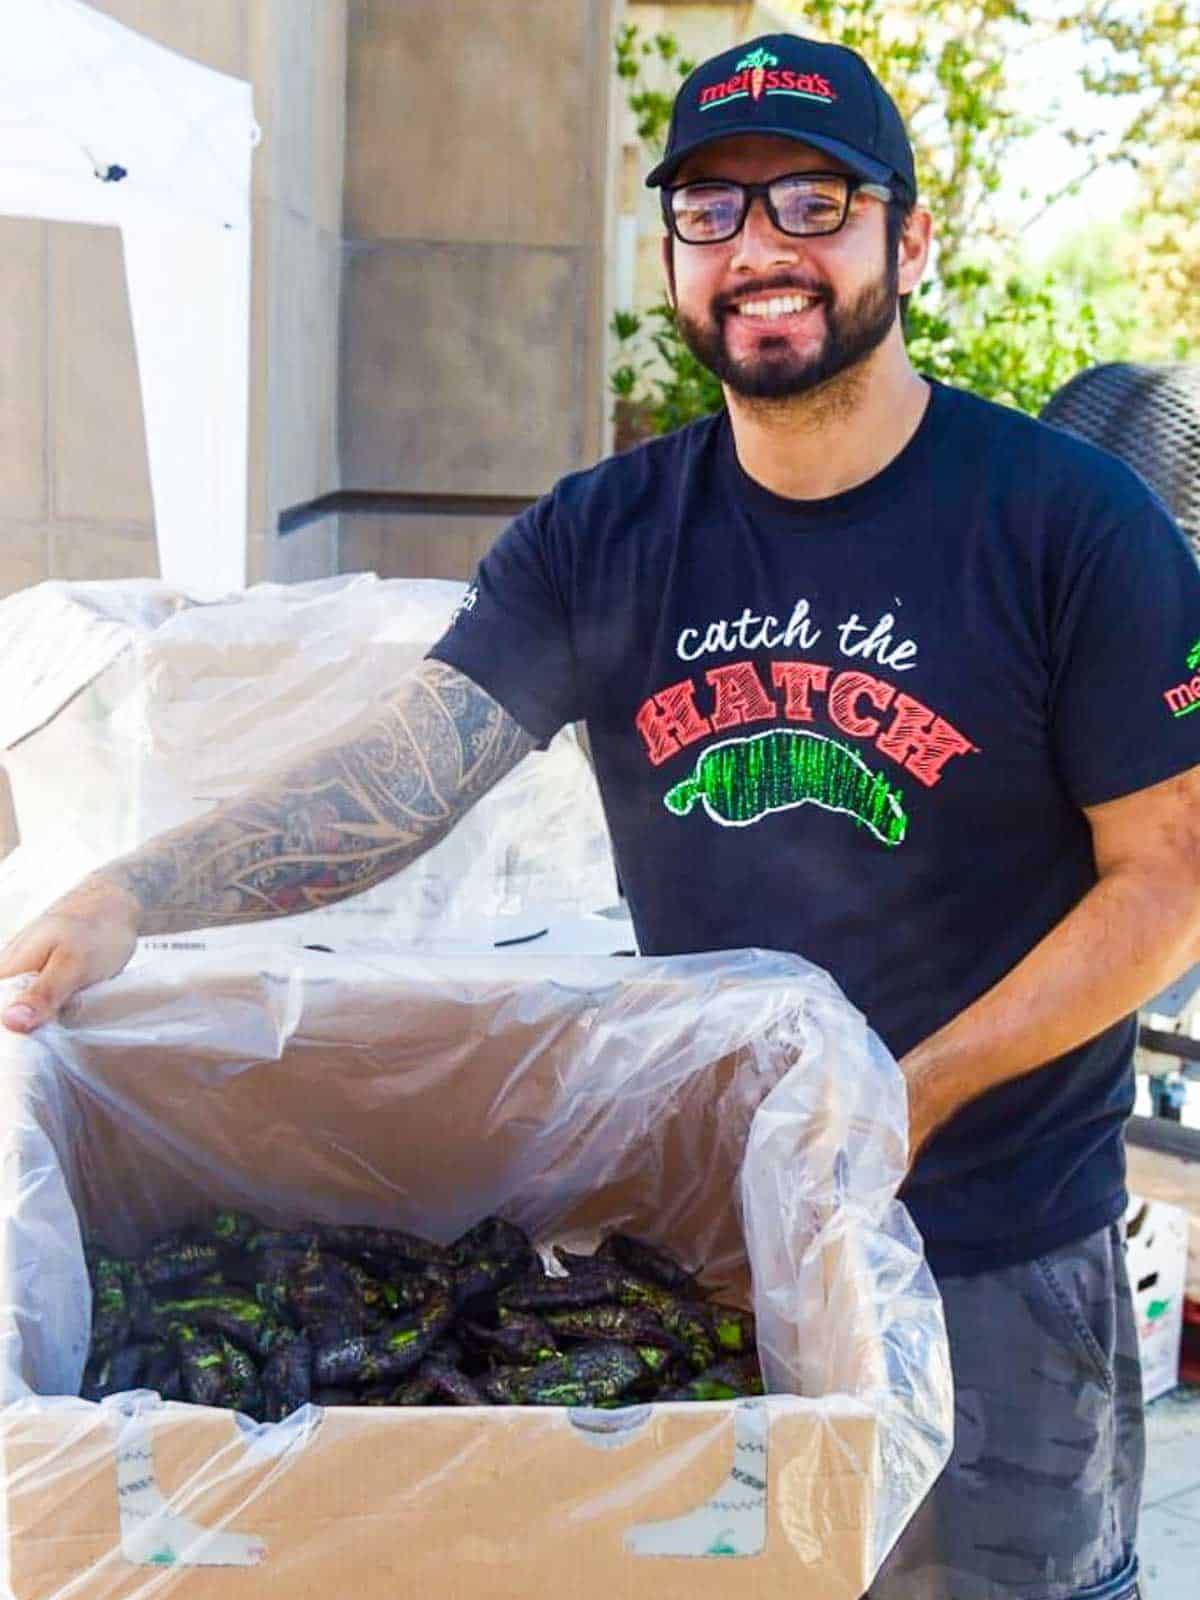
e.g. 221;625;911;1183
0;949;951;1600
1126;1195;1190;1403
0;576;619;946
1125;1144;1200;1296
1124;1140;1200;1387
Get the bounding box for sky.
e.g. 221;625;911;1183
980;27;1146;259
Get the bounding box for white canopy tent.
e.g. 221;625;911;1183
0;0;259;594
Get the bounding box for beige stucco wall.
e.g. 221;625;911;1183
336;511;511;585
0;0;347;598
337;0;614;582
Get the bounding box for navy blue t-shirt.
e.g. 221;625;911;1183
429;381;1200;1275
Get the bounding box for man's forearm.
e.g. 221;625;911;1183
901;863;1200;1161
94;661;535;936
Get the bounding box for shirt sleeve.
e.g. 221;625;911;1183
425;491;580;746
1050;492;1200;808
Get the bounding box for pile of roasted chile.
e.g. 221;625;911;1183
82;1214;765;1419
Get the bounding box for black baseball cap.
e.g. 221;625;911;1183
645;33;917;201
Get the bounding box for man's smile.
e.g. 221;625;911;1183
729;291;823;321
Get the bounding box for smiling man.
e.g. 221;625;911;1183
661;149;907;407
3;31;1200;1599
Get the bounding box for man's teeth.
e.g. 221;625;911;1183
738;294;818;319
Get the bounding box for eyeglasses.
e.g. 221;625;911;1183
661;170;893;245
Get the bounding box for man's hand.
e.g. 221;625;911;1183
0;877;141;1032
0;661;535;1033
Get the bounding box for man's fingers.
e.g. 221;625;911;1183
1;881;140;1033
0;932;54;1031
1;1001;41;1034
1;946;83;1032
0;934;45;984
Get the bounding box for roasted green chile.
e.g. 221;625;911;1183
82;1215;763;1418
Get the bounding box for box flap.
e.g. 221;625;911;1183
0;580;188;750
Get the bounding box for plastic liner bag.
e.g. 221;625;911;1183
0;573;618;941
0;946;951;1600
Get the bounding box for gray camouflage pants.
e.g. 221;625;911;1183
869;1222;1144;1600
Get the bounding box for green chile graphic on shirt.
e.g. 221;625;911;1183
664;729;908;846
634;632;981;846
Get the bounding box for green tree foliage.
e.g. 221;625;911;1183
1052;2;1200;358
610;2;1200;435
614;22;694;144
903;267;1109;415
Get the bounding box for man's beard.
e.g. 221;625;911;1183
673;254;898;401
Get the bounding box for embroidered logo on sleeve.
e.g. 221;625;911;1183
1161;636;1200;718
450;583;479;626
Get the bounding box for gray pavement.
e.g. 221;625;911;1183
1141;1384;1200;1597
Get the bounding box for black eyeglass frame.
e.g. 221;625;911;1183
660;169;894;245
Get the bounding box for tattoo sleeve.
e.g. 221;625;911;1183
96;660;538;934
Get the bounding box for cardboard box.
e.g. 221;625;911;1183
1126;1195;1190;1403
1125;1142;1200;1304
0;949;950;1599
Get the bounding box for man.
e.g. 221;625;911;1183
2;30;1197;1598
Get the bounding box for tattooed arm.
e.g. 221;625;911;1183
0;661;536;1030
108;660;534;928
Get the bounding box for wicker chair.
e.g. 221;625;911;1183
1040;362;1200;552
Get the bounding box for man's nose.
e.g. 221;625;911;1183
729;194;801;272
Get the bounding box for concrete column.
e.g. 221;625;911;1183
246;0;347;584
337;0;613;581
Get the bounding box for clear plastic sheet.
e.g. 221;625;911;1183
0;946;951;1599
0;574;618;942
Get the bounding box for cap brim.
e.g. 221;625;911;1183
646;128;896;191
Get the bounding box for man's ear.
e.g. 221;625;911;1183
660;232;677;312
897;205;933;297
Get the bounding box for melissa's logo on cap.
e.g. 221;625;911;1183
697;46;837;111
